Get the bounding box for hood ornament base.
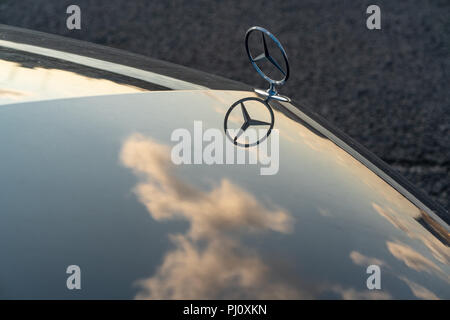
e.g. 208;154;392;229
254;88;291;102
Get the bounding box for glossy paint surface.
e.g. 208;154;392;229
0;90;448;299
0;50;150;105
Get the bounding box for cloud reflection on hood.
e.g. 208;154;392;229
372;203;449;276
120;133;300;299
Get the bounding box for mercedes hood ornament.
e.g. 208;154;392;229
245;26;291;102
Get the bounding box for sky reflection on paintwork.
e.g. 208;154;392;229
120;134;303;299
2;89;447;298
0;59;145;105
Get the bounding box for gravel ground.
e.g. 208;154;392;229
0;0;449;213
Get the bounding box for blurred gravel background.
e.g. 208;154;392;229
0;0;449;212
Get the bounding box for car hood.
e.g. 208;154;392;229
0;90;448;299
